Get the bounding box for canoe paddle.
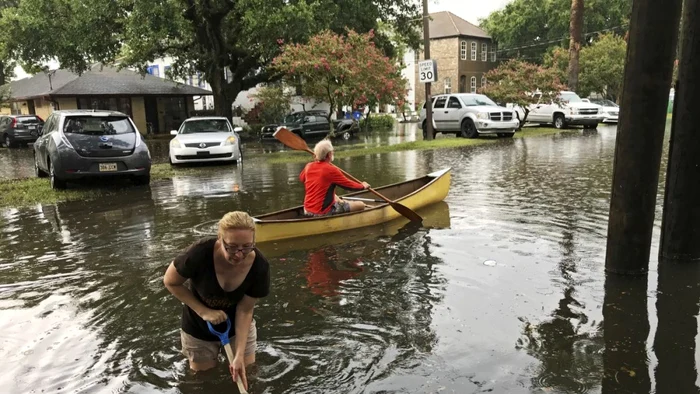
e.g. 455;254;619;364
207;319;249;394
273;127;423;223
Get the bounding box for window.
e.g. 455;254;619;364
471;42;477;61
147;65;160;77
461;94;497;107
481;43;488;61
77;97;133;117
197;72;205;88
482;76;487;87
11;102;22;115
459;75;467;93
471;77;477;93
179;119;231;134
460;41;467;60
447;97;462;109
491;44;497;62
444;77;451;94
434;96;447;108
63;116;135;135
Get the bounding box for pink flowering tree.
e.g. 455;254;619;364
272;29;407;135
479;59;567;129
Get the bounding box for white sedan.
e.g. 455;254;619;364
169;117;242;165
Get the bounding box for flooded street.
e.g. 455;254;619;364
1;123;695;394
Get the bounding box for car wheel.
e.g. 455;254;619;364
554;114;566;129
34;153;47;178
461;119;478;139
4;134;14;149
49;161;66;190
133;174;150;186
341;130;351;140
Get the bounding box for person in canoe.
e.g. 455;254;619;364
300;139;370;217
163;211;270;391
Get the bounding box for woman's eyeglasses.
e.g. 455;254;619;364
222;241;255;255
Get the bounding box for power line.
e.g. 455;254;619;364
495;24;629;54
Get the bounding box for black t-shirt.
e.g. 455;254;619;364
173;236;270;341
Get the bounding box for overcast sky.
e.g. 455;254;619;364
428;0;513;25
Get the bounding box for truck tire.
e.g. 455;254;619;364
461;119;478;139
553;113;567;129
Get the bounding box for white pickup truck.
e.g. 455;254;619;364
418;93;519;139
526;91;604;129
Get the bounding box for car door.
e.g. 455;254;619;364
301;115;318;135
443;96;464;131
35;115;56;170
313;114;331;134
431;96;448;130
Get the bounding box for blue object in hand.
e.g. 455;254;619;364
207;317;232;345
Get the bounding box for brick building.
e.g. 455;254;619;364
413;11;498;108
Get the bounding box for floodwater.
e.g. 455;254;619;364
1;122;697;394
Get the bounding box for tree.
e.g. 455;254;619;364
479;59;567;129
577;33;626;102
248;83;294;125
480;0;631;63
567;0;584;90
1;0;421;121
543;46;568;83
272;29;407;135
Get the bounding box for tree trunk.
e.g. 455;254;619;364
516;108;530;130
567;0;584;91
208;67;235;121
365;110;372;132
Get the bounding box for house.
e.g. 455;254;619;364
144;57;215;111
412;11;498;107
1;64;212;134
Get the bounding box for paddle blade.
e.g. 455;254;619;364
273;127;313;154
389;202;423;223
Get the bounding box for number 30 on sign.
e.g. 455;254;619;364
418;60;437;83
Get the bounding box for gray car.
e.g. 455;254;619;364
33;110;152;189
1;114;44;148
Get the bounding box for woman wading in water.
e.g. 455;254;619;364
164;211;270;390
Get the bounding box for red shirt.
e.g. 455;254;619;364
299;161;364;214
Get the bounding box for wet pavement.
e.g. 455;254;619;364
1;122;695;394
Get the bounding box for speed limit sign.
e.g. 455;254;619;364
418;60;437;83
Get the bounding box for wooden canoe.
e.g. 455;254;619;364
253;167;451;243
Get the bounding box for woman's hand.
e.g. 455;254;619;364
229;355;248;391
199;308;228;325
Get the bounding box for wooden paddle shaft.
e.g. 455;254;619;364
333;165;394;204
224;343;249;394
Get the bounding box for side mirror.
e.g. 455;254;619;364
233;126;243;133
170;130;178;135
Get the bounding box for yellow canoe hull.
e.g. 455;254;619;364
253;168;451;243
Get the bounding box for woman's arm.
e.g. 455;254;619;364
234;295;257;358
163;262;227;324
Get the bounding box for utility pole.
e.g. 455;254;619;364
422;0;434;140
605;0;682;274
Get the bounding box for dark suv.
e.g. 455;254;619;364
260;110;358;140
1;115;44;148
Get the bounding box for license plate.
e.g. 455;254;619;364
196;151;210;156
99;163;117;172
28;126;36;130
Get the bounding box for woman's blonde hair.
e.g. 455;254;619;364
314;139;334;161
218;211;256;237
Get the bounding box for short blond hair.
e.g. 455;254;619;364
314;139;334;161
218;211;256;237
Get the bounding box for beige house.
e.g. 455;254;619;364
1;64;212;134
414;11;498;106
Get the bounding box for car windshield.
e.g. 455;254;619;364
559;92;583;103
282;113;304;123
17;116;42;124
63;116;134;135
461;95;497;107
180;119;230;134
599;99;618;107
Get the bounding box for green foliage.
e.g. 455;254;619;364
480;0;631;62
479;59;567;127
543;46;569;85
360;114;395;130
578;33;627;101
248;84;293;125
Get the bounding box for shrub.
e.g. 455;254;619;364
360;114;395;130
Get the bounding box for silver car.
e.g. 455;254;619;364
169;117;242;165
33;110;152;189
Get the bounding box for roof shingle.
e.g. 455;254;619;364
5;64;212;100
428;11;491;40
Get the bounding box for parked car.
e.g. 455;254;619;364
169;116;242;165
1;114;44;148
33;110;152;189
582;98;619;123
260;110;358;140
418;93;519;139
527;91;603;129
